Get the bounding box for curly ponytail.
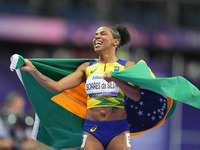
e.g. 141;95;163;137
105;25;131;48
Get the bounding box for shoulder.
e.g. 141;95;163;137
78;62;90;72
81;62;90;68
125;61;135;68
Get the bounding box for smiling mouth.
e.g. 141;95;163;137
94;40;103;47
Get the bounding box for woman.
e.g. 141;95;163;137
20;25;141;150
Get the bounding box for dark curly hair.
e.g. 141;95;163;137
104;25;131;48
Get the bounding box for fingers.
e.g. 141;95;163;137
20;59;35;72
24;59;35;68
103;71;113;82
103;73;110;79
103;72;108;78
24;58;31;65
104;71;112;77
108;71;112;75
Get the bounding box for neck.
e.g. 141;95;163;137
98;49;117;64
99;54;118;64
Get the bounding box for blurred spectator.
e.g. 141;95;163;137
0;111;14;149
0;91;36;150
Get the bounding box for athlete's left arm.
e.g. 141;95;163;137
104;61;141;101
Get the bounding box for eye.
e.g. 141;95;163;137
101;32;107;35
94;31;107;38
94;32;100;37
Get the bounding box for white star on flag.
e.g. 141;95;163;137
138;110;143;116
139;101;144;106
151;116;156;121
141;92;145;95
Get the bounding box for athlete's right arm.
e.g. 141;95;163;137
20;59;89;94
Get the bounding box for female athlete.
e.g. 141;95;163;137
20;25;141;150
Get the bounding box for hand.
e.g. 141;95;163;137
20;59;36;72
0;138;14;149
103;71;115;82
21;139;37;150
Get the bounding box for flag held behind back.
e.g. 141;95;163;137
10;54;200;149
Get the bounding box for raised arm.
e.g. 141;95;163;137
104;61;141;101
20;59;89;94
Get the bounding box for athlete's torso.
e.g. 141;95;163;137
85;59;128;121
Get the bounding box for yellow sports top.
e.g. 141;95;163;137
85;59;127;109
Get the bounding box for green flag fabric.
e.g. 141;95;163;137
10;54;200;149
111;60;200;109
11;55;93;149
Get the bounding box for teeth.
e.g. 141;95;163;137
95;40;102;46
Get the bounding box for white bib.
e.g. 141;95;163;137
85;74;119;97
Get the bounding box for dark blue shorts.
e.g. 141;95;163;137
83;119;130;147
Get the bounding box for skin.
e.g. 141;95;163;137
20;26;141;150
0;138;14;149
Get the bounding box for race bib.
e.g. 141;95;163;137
86;74;119;97
126;133;131;147
81;134;87;148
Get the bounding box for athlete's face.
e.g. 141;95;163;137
93;26;119;53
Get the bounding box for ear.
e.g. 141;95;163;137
113;39;120;46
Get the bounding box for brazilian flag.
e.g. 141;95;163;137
10;54;200;149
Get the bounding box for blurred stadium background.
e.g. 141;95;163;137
0;0;200;150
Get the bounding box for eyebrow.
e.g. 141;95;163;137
95;30;107;35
